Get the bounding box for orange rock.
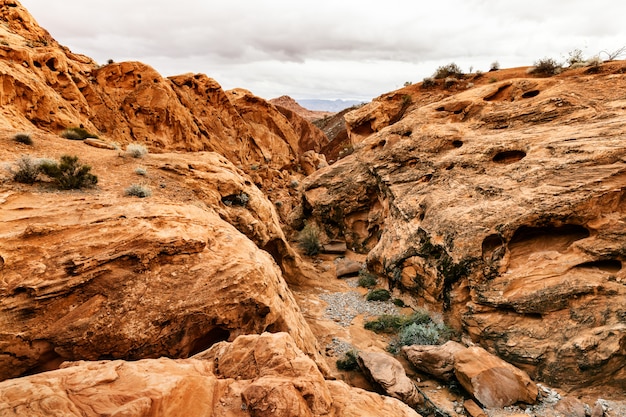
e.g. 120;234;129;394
402;340;466;381
454;346;538;408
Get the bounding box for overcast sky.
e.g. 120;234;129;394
19;0;626;101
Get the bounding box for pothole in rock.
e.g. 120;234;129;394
492;150;526;164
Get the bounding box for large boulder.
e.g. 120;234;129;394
402;340;466;381
357;351;424;408
0;333;421;417
453;346;538;408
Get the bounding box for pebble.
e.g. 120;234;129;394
319;289;400;327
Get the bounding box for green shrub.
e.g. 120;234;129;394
388;321;453;354
489;61;500;71
298;223;321;256
364;314;406;333
528;57;562;76
39;155;98;190
11;155;41;184
336;350;359;371
433;62;464;79
60;127;98;140
126;143;148;158
421;77;436;88
13;133;33;145
393;298;405;307
125;183;152;198
357;270;377;288
366;288;391;302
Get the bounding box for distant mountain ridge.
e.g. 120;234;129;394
296;98;364;112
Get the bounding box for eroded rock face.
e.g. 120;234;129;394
454;346;538;408
0;146;324;381
0;333;421;417
301;64;626;392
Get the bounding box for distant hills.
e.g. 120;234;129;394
295;99;365;112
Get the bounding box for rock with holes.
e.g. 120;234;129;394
0;333;421;417
357;351;424;408
299;63;626;394
454;346;538;408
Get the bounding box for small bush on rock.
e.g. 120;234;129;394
528;57;562;76
298;223;321;256
125;183;152;198
13;133;33;145
126;143;148;158
10;155;41;184
39;155;98;190
366;288;391;302
60;127;98;140
357;270;378;288
336;350;359;371
433;62;464;79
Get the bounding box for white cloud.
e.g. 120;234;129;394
19;0;626;100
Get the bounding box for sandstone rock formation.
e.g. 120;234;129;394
454;346;538;408
0;333;421;417
357;351;424;408
0;133;326;381
402;340;466;381
269;95;333;122
300;63;626;394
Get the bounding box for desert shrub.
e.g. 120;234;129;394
357;270;378;288
433;62;464;79
388;321;453;353
421;77;436;89
528;57;562;76
125;183;152;198
60;127;98;140
443;77;457;89
11;155;41;184
336;350;359;371
126;143;148;158
393;298;405;307
364;314;406;333
489;61;500;71
366;288;391;302
298;222;321;256
566;48;585;66
13;133;33;145
39;155;98;190
135;167;147;176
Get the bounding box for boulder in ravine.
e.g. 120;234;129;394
454;346;538;408
0;333;421;417
402;340;466;381
357;351;424;408
300;63;626;394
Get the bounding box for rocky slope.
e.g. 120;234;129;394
300;62;626;396
269;95;333;122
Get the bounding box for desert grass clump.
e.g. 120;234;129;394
126;143;148;158
421;77;436;89
10;155;41;184
336;350;359;371
433;62;464;79
13;133;33;145
528;57;562;76
135;167;147;176
125;183;152;198
60;127;98;140
39;155;98;190
298;222;321;256
357;270;378;288
365;288;391;302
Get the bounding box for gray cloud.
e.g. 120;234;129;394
20;0;626;100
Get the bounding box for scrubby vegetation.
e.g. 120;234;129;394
135;167;147;176
60;127;98;140
366;288;391;302
39;155;98;189
125;183;152;198
336;350;359;371
298;222;321;256
10;155;42;184
433;62;464;79
364;310;453;353
13;132;33;145
421;77;436;88
126;143;148;158
528;57;562;76
357;270;378;288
